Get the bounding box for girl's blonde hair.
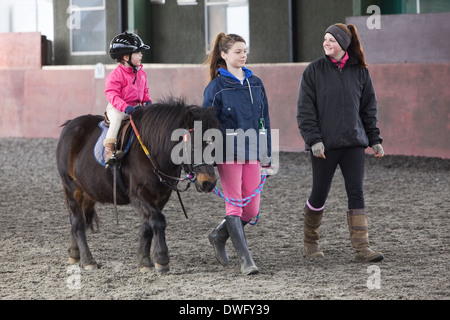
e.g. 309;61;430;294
334;23;368;68
204;33;246;81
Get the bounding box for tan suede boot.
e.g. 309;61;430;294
347;209;384;262
303;206;324;259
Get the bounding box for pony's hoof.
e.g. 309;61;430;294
139;266;153;273
68;257;80;264
305;252;325;259
84;264;98;271
154;262;170;273
242;265;259;275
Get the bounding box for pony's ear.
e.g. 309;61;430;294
184;109;195;129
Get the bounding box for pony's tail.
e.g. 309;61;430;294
85;206;100;232
347;24;368;68
77;192;100;232
204;32;228;81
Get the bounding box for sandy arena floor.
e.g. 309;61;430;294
0;138;448;303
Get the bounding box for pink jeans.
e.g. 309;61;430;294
217;161;261;222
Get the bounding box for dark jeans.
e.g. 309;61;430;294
308;147;365;210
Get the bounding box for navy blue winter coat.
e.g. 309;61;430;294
202;67;271;163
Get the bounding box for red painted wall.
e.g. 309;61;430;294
0;32;42;69
1;33;449;159
368;64;450;159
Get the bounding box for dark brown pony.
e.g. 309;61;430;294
56;98;220;272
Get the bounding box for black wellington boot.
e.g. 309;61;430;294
208;219;230;266
226;215;259;275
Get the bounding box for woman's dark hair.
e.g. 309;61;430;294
335;23;368;68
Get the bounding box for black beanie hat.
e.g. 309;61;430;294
325;25;351;51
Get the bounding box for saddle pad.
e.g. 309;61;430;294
94;121;133;167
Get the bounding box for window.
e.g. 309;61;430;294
68;0;106;55
355;0;450;15
414;0;450;13
177;0;198;5
0;0;54;40
204;0;249;53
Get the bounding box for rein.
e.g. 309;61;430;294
213;173;268;226
129;114;197;219
129;115;197;191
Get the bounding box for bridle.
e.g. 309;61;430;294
129;114;209;191
129;114;211;218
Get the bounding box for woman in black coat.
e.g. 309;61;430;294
297;23;384;262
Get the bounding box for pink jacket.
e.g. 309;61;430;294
105;64;152;112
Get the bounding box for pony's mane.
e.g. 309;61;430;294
132;97;219;156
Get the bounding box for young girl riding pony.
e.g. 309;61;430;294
104;32;152;165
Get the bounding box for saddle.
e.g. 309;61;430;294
104;112;133;156
92;114;134;198
94;113;134;167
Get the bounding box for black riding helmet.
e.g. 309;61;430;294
109;32;150;84
109;32;150;60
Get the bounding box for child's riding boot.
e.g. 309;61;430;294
347;209;384;262
303;206;325;259
226;215;259;275
208;219;230;266
104;138;116;165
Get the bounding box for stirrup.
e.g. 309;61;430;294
105;153;118;167
115;150;124;160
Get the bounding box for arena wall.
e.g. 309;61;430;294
1;33;449;159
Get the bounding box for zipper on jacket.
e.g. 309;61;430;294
246;78;254;104
337;65;345;145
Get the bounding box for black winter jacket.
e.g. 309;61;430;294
297;53;382;151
